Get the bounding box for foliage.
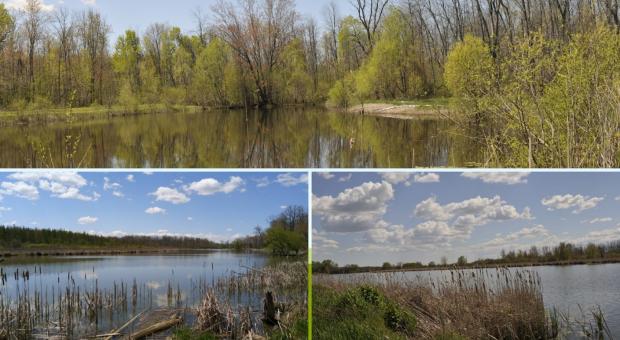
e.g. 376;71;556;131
313;285;415;339
444;34;494;100
265;227;305;256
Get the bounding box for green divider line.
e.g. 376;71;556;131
308;248;312;340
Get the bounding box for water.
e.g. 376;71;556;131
0;108;482;168
0;252;271;337
330;264;620;336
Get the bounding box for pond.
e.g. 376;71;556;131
0;251;302;338
0;109;482;168
327;264;620;337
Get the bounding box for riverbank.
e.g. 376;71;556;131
346;99;451;120
317;257;620;275
0;247;258;260
0;104;203;127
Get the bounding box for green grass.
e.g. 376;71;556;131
0;103;202;122
312;285;415;340
173;327;217;340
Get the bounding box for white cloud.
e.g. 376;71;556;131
313;229;340;249
461;172;530;185
338;174;353;182
150;187;190;204
81;0;96;5
414;173;440;183
4;0;55;12
187;217;193;221
313;181;394;232
254;177;270;188
571;226;620;244
0;181;39;200
186;177;244;196
126;175;135;182
280;205;288;209
480;225;551;249
276;173;308;187
78;216;98;225
586;217;612;224
0;207;11;212
103;177;124;198
381;173;411;185
5;172;98;202
541;194;604;213
145;207;166;215
318;173;335;180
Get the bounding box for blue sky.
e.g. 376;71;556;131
1;0;352;43
313;172;620;266
0;171;308;242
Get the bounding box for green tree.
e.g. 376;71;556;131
0;3;13;50
457;256;468;266
113;30;142;94
444;34;494;99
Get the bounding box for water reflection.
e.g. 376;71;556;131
0;109;482;168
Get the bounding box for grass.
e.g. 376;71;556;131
0;103;202;126
313;268;561;339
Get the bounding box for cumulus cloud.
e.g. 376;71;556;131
185;177;244;196
480;225;551;249
461;172;530;185
414;173;440;183
313;229;339;250
150;187;190;204
78;216;98;225
126;175;135;182
0;181;39;200
541;194;603;213
338;174;353;182
103;177;124;197
81;0;96;5
313;181;394;232
381;173;411;185
276;173;308;187
145;207;166;215
3;172;99;202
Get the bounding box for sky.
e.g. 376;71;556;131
313;172;620;266
1;0;353;43
0;171;308;242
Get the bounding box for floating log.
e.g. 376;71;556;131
130;315;183;339
262;292;279;326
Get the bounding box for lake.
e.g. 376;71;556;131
325;264;620;337
0;251;302;338
0;109;482;168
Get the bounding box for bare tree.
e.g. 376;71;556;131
78;10;110;104
53;7;74;103
349;0;391;52
192;7;209;46
23;0;47;101
212;0;298;106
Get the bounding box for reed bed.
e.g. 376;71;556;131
0;261;307;339
315;267;609;339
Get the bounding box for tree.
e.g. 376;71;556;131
457;255;467;266
0;3;13;50
23;0;47;101
113;30;142;95
350;0;390;53
265;226;305;256
78;10;111;104
212;0;298;106
444;34;494;99
382;262;392;269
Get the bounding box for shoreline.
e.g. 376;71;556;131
0;247;258;260
345;102;450;120
318;257;620;275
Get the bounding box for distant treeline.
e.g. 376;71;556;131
0;205;308;257
232;205;308;256
0;225;221;251
314;240;620;274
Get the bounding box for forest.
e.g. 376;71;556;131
1;0;620;167
313;239;620;273
0;205;308;255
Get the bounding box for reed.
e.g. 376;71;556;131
315;267;609;339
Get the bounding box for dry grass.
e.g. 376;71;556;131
316;267;551;339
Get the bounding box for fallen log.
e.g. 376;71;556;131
130;315;183;339
103;310;146;340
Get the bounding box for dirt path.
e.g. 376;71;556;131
347;103;448;119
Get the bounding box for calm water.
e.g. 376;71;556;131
328;264;620;336
0;109;482;168
0;252;271;337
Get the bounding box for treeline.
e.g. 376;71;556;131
313;239;620;274
232;205;308;256
0;225;222;251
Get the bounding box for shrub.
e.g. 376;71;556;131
444;34;495;99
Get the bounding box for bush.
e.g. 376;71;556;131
327;75;355;109
444;34;495;99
